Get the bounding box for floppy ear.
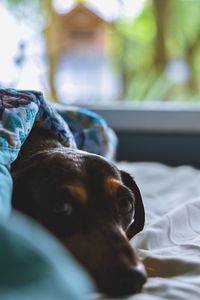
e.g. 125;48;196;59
120;171;145;240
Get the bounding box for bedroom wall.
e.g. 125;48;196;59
87;104;200;167
116;131;200;167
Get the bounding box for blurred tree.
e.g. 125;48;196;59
114;0;200;101
153;0;168;72
41;0;58;101
3;0;200;102
169;0;200;96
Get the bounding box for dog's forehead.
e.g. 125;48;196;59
59;148;120;177
52;148;122;201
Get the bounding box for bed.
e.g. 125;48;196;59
99;161;200;300
1;90;200;299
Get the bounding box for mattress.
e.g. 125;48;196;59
104;161;200;300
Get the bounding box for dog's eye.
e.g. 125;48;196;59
118;197;133;215
54;202;72;215
63;203;73;215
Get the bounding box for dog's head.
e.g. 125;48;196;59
11;130;146;297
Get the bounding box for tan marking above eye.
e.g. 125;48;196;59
67;185;87;203
106;176;121;193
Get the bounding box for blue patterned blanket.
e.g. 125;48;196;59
0;88;117;166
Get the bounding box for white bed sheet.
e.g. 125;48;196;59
104;162;200;300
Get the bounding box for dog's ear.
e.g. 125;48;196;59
120;170;145;240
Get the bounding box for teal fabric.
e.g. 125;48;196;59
0;164;12;221
0;211;95;300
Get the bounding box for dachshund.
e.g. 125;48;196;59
11;125;146;297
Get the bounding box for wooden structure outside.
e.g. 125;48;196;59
45;3;114;102
55;4;111;56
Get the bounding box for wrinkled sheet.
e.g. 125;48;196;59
106;162;200;300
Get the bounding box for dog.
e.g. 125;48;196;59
11;125;147;297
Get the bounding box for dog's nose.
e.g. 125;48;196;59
131;261;147;278
128;262;147;291
109;262;147;297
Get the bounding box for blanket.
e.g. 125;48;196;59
0;88;116;165
111;162;200;300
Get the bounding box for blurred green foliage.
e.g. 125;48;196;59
3;0;200;102
113;0;200;101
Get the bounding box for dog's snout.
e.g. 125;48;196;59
109;262;147;297
98;228;146;296
131;261;147;278
129;262;147;290
120;242;137;263
103;225;147;296
108;226;138;265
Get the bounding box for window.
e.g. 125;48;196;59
1;0;200;105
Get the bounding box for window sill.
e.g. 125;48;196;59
78;102;200;134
